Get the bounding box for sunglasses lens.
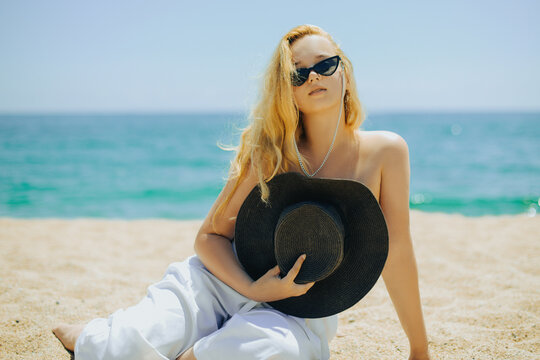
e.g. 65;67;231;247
315;57;339;76
291;71;308;86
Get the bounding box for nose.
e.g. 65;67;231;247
308;70;320;83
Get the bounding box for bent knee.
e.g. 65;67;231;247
193;309;320;360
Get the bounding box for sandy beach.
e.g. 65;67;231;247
0;210;538;359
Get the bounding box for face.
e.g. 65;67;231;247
291;35;345;116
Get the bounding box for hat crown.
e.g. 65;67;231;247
274;201;345;284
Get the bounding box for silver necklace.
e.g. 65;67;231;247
293;74;345;178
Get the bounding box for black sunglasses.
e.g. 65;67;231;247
291;55;341;87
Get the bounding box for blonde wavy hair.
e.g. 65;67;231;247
212;24;366;230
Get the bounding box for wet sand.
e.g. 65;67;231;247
0;210;538;359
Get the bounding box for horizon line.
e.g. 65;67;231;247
1;108;540;116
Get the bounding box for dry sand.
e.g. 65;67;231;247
0;210;538;359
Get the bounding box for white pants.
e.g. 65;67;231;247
75;256;336;360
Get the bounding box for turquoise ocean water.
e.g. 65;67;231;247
1;112;538;219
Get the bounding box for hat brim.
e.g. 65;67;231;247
234;172;389;318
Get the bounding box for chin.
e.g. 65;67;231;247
300;98;340;115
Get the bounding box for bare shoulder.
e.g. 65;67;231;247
356;129;409;167
357;129;408;152
363;131;411;230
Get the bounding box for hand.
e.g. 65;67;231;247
248;254;315;303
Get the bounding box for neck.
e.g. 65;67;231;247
297;104;352;167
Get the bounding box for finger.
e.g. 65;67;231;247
265;265;281;277
304;281;315;291
285;254;306;282
304;281;315;293
294;281;315;296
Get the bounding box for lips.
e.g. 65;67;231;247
309;87;326;95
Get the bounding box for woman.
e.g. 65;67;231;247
54;24;431;360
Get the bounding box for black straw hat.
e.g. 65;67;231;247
234;172;389;318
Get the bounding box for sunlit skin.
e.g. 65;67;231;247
54;34;431;360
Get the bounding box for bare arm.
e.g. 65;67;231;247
378;133;430;360
194;172;257;297
194;167;313;302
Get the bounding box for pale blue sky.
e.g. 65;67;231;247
0;0;539;114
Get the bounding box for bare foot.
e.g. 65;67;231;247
52;323;85;352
